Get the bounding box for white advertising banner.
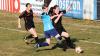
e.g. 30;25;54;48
20;0;44;15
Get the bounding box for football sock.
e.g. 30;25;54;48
64;37;75;49
38;42;49;47
34;37;39;43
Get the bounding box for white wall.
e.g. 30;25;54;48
83;0;94;20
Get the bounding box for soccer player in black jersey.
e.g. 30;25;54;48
18;3;39;44
49;5;83;53
49;5;75;50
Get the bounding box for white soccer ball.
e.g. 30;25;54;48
75;47;83;53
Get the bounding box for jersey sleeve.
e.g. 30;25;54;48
19;11;25;19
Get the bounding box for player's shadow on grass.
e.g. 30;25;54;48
51;38;79;51
38;37;46;43
36;38;79;52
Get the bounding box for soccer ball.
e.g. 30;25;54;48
75;46;83;53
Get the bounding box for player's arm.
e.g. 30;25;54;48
18;11;24;28
50;15;58;19
18;18;21;28
54;13;63;23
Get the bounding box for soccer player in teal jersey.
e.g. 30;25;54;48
34;4;62;48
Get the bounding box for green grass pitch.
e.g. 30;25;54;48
0;11;100;56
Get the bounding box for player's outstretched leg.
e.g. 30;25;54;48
25;28;39;45
61;32;75;49
24;34;34;45
34;38;50;48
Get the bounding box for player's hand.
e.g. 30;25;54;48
55;14;59;17
18;25;21;28
59;12;63;17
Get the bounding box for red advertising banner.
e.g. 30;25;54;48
0;0;20;13
13;0;20;13
10;0;13;12
3;0;4;10
7;0;9;11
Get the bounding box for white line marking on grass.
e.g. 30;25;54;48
0;27;27;33
64;23;100;29
79;40;100;45
0;27;43;35
0;26;100;45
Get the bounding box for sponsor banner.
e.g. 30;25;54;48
0;0;7;10
0;0;97;20
20;0;44;15
13;0;20;13
0;0;3;10
8;0;10;11
58;0;83;19
0;0;20;13
93;0;97;20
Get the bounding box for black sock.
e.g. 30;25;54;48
34;37;39;43
58;37;62;40
64;37;71;42
38;42;49;47
25;34;33;40
64;37;75;49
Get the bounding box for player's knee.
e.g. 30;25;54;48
55;34;60;38
33;34;37;37
46;42;50;45
46;39;51;45
62;32;69;37
55;34;62;40
31;31;37;37
58;37;62;40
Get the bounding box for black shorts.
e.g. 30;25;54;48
25;24;35;30
55;27;67;35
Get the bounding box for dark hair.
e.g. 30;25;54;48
42;4;48;9
53;5;59;9
53;5;66;14
48;7;54;15
26;3;30;7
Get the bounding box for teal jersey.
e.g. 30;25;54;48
41;12;54;31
